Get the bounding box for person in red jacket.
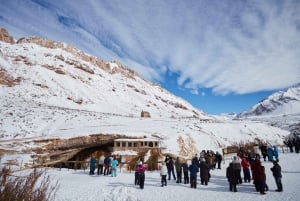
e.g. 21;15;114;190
241;157;251;183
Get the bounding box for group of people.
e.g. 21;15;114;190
89;155;119;177
226;151;283;194
162;150;223;188
88;148;283;194
259;145;279;161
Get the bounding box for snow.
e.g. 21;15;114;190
0;35;299;201
44;151;299;201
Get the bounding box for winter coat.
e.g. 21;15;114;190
98;156;105;165
215;153;222;163
111;159;118;169
189;162;198;177
192;156;200;168
175;159;182;172
241;158;250;170
273;146;279;157
251;159;264;182
160;164;168;176
271;163;282;178
104;157;111;166
231;159;241;170
166;157;174;169
90;157;96;168
226;163;238;184
199;161;210;181
137;164;146;173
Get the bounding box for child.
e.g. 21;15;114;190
160;162;168;187
270;160;283;192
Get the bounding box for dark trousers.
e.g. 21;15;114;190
139;172;145;189
201;178;208;185
104;165;110;175
255;180;265;194
190;176;197;188
167;167;176;180
217;161;221;169
243;169;251;182
134;172;139;185
274;177;283;191
229;182;237;192
89;165;95;175
97;164;103;175
176;171;182;183
161;175;167;186
183;171;189;184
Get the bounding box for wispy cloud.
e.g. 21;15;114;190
1;0;299;95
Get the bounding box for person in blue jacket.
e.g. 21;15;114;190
189;160;198;188
110;156;119;177
273;146;279;161
89;155;97;175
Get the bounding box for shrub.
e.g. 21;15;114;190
0;167;59;201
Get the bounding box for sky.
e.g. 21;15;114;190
0;0;300;114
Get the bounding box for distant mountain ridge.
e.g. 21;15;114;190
238;84;300;117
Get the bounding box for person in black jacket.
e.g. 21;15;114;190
270;160;283;192
165;155;176;180
215;151;223;169
226;163;238;192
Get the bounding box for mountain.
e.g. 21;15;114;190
236;84;300;132
238;84;300;117
0;27;212;137
0;28;289;162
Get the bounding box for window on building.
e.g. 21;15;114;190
122;142;126;147
155;142;158;147
116;142;120;147
128;142;132;147
149;142;153;147
134;142;138;147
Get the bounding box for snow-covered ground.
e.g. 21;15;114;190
42;151;299;201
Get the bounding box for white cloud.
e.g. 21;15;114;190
0;0;299;95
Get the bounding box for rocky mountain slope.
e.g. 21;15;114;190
0;27;213;139
237;84;300;132
238;84;300;117
0;28;289;163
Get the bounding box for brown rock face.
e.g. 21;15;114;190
0;28;15;44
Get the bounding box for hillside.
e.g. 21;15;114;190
0;28;290;165
237;84;300;132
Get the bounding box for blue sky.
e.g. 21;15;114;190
0;0;300;114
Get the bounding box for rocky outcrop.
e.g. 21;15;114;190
30;134;138;167
0;28;14;44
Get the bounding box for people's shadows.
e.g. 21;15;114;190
202;174;258;194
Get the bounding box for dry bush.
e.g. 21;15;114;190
146;153;159;171
0;167;59;201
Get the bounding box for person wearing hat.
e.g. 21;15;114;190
270;160;283;192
